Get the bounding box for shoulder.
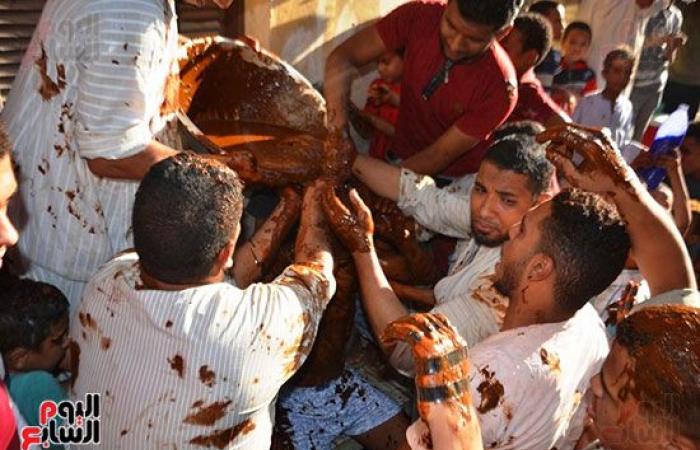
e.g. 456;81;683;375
382;1;444;25
488;42;518;81
10;371;63;396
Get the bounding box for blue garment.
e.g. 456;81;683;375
534;48;561;90
8;371;66;450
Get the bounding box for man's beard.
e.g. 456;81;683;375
493;257;528;297
471;225;508;248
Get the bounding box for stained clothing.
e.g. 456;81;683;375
407;304;609;450
70;253;335;449
390;169;507;376
2;0;181;306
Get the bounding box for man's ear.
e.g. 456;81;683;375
525;253;555;282
5;347;29;371
526;50;540;71
216;240;236;271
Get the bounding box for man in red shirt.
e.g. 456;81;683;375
325;0;521;178
500;13;570;126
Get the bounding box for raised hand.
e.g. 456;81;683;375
536;124;635;193
382;313;472;422
322;185;373;253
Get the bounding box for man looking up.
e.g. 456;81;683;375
350;135;555;373
325;0;522;179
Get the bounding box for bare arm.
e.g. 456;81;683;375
539;125;696;296
295;181;334;284
87;140;178;180
352;154;403;201
324;24;387;130
322;186;408;356
401;126;480;176
658;150;692;236
390;280;437;307
233;187;302;288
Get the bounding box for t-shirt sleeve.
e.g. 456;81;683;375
75;10;171;159
8;371;66;427
375;2;422;52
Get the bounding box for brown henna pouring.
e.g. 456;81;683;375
36;44;66;101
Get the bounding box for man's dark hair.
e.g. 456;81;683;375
513;13;553;66
603;45;635;71
493;120;545;140
529;1;560;16
0;279;68;353
685;121;700;141
133;152;244;284
538;190;630;314
0;122;11;159
456;0;523;30
563;21;592;43
616;305;700;442
482;135;553;196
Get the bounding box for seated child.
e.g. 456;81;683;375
350;49;403;161
573;46;636;148
0;279;69;435
553;21;597;98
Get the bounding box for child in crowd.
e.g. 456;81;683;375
631;1;685;141
530;1;566;90
0;279;69;437
553;22;597;98
573;46;635;148
681;121;700;199
349;49;403;160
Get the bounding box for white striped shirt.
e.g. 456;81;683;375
390;169;507;376
70;252;335;450
2;0;180;304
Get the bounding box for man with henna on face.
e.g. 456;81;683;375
351;133;555;371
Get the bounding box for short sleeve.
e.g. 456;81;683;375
75;9;172;159
375;2;422;52
8;371;66;427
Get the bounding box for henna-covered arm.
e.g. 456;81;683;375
538;124;696;295
233;187;302;288
383;313;484;450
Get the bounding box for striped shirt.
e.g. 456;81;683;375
390;169;507;376
70;252;335;449
2;0;180;304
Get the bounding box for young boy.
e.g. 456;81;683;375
530;1;566;90
350;49;403;161
0;279;69;434
553;22;597;98
573;46;636;148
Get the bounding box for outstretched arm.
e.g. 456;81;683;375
538;124;696;295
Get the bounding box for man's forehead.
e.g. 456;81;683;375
604;343;634;388
0;154;17;202
476;162;535;196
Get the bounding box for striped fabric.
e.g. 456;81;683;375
2;0;180;305
390;169;506;376
70;252;335;450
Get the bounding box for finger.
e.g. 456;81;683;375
322;186;353;223
382;316;426;345
549;152;585;187
348;188;372;218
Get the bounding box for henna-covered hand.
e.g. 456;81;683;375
322;128;357;184
322;185;373;253
605;280;640;328
536;124;635;193
382;313;473;423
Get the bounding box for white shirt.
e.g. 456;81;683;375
590;269;650;331
2;0;181;301
390;170;507;376
407;304;609;450
577;0;666;88
69;253;335;449
573;92;634;148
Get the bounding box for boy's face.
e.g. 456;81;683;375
681;135;700;176
544;6;565;41
562;29;591;62
23;317;69;372
377;52;403;84
603;58;634;96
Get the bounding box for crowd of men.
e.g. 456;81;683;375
0;0;698;449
